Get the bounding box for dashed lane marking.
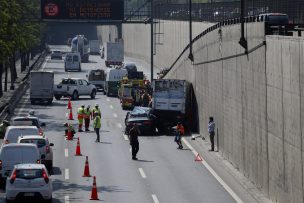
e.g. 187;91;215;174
110;105;114;109
152;194;160;203
139;168;147;179
65;195;69;203
129;148;131;152
106;98;110;102
65;148;68;157
113;113;118;118
65;168;69;180
182;138;243;203
123;134;129;141
117;123;122;129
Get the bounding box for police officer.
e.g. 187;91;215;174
84;105;92;131
0;120;10;139
129;125;140;160
93;112;101;142
92;104;101;119
77;104;85;132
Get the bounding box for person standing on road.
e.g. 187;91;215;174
84;105;92;131
208;117;215;151
93;112;101;142
129;125;140;160
176;122;185;149
77;104;85;132
92;103;101;119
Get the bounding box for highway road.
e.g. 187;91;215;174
0;45;237;203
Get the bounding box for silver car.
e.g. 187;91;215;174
6;164;52;203
17;135;54;172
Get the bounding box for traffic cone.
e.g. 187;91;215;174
90;176;99;200
67;97;72;109
83;156;91;177
75;137;82;156
68;108;74;120
195;153;203;162
67;131;73;140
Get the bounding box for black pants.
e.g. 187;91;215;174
131;141;139;158
95;128;100;142
209;131;215;150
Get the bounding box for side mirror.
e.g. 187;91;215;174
41;123;46;127
41;154;46;159
50;143;54;147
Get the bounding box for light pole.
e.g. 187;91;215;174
150;0;154;82
239;0;248;52
188;0;193;61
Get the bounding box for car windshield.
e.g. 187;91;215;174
130;107;150;118
66;55;72;62
267;15;289;24
16;169;43;179
13;118;39;127
20;139;46;148
61;79;76;85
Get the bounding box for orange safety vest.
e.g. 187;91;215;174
84;108;91;119
77;107;85;119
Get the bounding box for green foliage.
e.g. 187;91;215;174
0;0;44;62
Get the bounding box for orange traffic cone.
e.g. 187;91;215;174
66;130;73;140
83;156;91;177
75;137;82;156
68;108;74;120
67;97;72;109
90;176;99;200
195;153;203;162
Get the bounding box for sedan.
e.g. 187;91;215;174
6;164;52;203
50;51;62;60
125;107;156;135
11;115;45;136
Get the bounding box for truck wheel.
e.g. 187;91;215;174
90;90;96;99
72;91;78;100
55;95;61;100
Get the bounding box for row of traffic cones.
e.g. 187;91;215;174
66;98;99;200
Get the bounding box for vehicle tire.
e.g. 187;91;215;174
72;91;78;100
90;90;96;99
103;90;106;95
54;95;61;100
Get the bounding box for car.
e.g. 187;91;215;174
50;51;62;60
3;126;40;145
11;116;45;136
17;135;54;172
124;107;156;135
0;143;41;184
6;164;52;202
86;69;106;91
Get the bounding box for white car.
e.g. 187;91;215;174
11;116;45;135
0;144;41;184
3;126;40;144
6;164;52;203
50;50;62;60
17;135;54;172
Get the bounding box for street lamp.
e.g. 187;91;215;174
239;0;248;52
188;0;194;61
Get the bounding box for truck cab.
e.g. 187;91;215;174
104;68;128;97
65;52;81;72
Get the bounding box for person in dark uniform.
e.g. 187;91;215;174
129;125;140;160
208;117;215;151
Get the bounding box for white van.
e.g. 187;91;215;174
65;52;81;72
4;126;39;144
0;143;41;182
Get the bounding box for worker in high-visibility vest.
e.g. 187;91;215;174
77;104;85;132
92;104;101;119
64;122;75;138
84;105;92;131
93;112;101;142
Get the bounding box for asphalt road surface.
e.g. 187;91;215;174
0;46;237;203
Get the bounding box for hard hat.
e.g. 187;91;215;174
95;103;99;107
81;104;85;107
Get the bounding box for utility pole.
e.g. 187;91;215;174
150;0;154;82
239;0;248;52
188;0;193;61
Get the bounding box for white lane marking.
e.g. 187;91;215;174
182;138;243;203
129;148;131;152
123;134;129;141
65;195;69;203
65;148;69;157
113;113;118;118
117;123;122;129
139;168;147;179
106;98;110;102
110;105;114;109
152;194;160;203
65;168;69;180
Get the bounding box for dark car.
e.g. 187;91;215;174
125;107;156;135
50;51;63;60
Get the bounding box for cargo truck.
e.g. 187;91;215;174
30;71;54;104
104;42;124;67
152;79;190;134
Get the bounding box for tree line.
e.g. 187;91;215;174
0;0;45;97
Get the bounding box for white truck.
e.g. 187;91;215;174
30;71;54;104
104;42;124;67
53;78;97;100
152;79;190;133
89;40;100;55
71;35;89;62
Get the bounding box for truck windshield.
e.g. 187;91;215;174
66;55;72;62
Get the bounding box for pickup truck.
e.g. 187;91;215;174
53;78;97;100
